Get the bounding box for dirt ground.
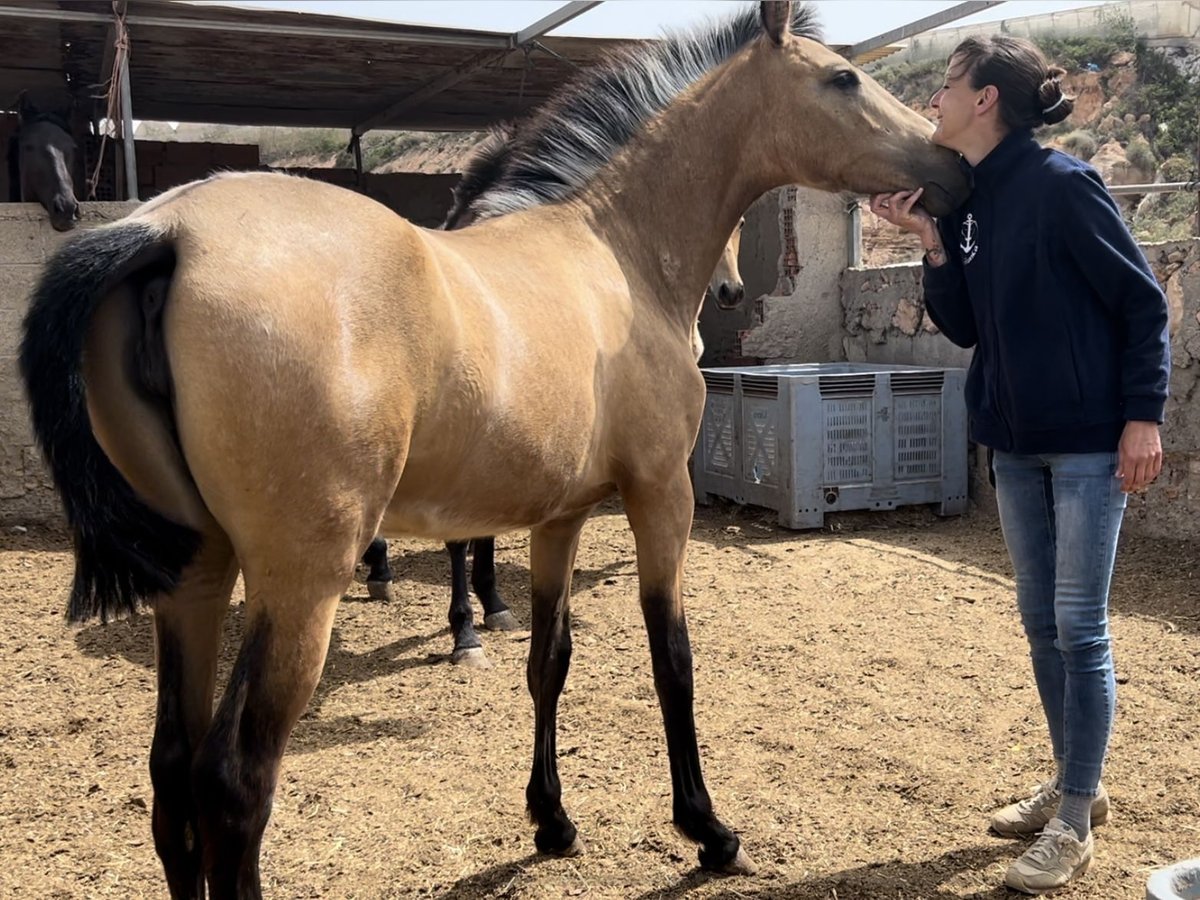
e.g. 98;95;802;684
1;499;1197;900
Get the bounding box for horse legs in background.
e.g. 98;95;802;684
362;536;521;664
470;537;519;631
362;536;395;601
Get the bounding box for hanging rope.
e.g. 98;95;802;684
87;0;130;200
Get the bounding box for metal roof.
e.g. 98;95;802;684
0;0;631;131
0;0;912;133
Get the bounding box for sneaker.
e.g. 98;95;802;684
1004;817;1094;894
990;780;1110;837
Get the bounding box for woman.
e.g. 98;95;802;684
870;36;1170;894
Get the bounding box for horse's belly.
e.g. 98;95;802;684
381;434;611;541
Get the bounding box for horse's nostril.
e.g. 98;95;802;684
719;283;745;305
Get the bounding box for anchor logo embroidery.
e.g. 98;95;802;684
960;213;979;265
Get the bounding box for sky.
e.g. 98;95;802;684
191;0;1121;46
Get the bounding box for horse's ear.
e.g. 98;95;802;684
760;1;794;46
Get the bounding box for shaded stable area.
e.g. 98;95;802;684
0;0;628;131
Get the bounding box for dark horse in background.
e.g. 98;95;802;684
6;91;81;231
360;123;749;668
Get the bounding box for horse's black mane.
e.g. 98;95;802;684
468;3;821;219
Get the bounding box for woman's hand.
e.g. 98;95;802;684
869;189;937;243
1117;420;1163;493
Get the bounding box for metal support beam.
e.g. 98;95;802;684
844;2;1007;61
353;0;603;137
1108;181;1200;195
118;31;137;201
0;4;510;48
353;46;510;136
847;201;863;269
514;1;602;47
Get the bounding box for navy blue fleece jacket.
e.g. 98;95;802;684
922;130;1170;454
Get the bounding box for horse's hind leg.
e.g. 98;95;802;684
150;530;239;900
623;470;754;875
471;537;518;631
191;547;355;899
362;536;396;601
524;512;589;857
447;540;489;668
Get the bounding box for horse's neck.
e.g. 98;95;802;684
581;54;781;327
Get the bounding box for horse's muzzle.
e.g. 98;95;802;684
713;281;746;311
49;196;81;232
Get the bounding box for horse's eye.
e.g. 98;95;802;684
830;70;860;90
738;218;745;230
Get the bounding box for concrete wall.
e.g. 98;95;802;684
0;202;137;523
734;186;854;365
839;240;1200;539
696;188;784;367
280;168;459;228
134;141;260;200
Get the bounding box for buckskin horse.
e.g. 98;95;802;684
20;3;969;896
360;125;747;667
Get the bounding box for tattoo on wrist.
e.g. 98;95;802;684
925;245;946;265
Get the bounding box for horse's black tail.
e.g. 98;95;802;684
19;222;202;623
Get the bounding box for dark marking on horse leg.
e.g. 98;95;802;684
526;589;579;855
470;537;518;630
524;516;587;856
150;627;205;900
641;593;748;873
149;538;237;900
192;621;286;900
362;536;395;601
447;540;486;667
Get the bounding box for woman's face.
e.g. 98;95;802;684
930;55;986;153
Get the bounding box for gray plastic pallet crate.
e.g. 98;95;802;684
693;362;969;529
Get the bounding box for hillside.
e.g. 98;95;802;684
862;14;1200;265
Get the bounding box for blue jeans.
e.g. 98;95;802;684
991;450;1127;798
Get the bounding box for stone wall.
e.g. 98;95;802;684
839;240;1200;538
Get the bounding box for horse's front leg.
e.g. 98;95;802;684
525;512;590;857
622;468;754;875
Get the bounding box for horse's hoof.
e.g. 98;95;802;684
717;846;756;876
551;837;586;858
484;610;521;631
367;580;396;602
450;647;492;669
